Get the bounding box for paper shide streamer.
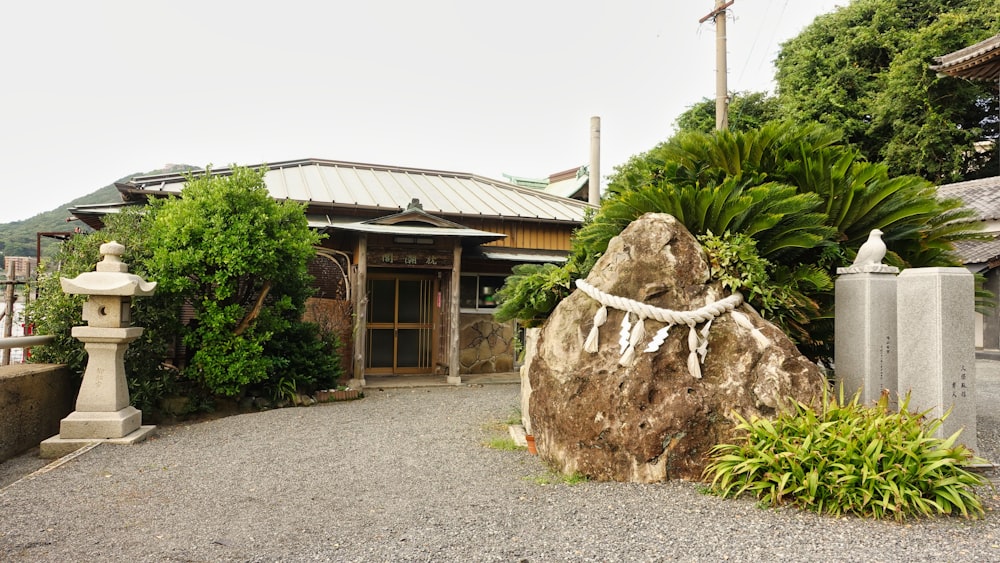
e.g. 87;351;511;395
575;279;771;378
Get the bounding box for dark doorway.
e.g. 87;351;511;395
365;274;438;374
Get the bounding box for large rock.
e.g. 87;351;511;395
528;213;827;482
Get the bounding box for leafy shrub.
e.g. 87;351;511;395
493;263;575;327
29;166;343;414
253;322;342;401
29;207;186;412
703;390;986;520
494;123;982;362
144;166;327;397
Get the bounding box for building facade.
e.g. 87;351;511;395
933;33;1000;352
71;158;594;387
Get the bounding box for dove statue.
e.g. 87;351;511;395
851;229;887;268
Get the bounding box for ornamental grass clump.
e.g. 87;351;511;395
703;389;987;520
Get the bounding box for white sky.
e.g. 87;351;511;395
0;0;842;224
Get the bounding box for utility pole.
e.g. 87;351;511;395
700;1;733;131
589;116;601;206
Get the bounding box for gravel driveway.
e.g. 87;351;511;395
3;372;1000;562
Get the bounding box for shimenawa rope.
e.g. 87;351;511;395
574;279;770;378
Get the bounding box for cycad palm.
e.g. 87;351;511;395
498;122;979;361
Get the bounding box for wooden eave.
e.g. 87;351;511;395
932;34;1000;82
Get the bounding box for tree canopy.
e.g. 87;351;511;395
673;0;999;183
674;91;782;135
144;166;327;396
774;0;999;182
30;166;342;416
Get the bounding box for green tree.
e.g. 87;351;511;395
29;207;186;414
674;91;782;134
30;165;342;413
145;166;327;397
774;0;1000;182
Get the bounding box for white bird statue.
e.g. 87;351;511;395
851;229;887;267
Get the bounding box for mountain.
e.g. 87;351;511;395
0;164;198;263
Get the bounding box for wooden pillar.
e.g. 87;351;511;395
448;243;462;385
2;282;15;366
350;235;368;388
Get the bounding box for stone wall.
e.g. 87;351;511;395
0;364;76;462
459;313;516;374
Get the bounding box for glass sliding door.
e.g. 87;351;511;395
365;274;437;374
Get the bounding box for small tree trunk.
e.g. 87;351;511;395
234;281;271;336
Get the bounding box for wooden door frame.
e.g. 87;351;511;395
365;272;439;375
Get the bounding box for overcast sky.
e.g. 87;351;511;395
0;0;842;224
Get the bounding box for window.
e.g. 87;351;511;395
460;274;506;310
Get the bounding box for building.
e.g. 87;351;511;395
3;256;37;281
936;177;1000;349
504;165;591;201
932;33;1000;351
70;158;595;387
931;33;1000;81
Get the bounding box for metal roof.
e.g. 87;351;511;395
932;33;1000;81
503;165;590;201
306;214;505;243
473;248;568;263
120;158;594;224
544;173;589;199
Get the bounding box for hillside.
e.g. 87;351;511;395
0;165;198;262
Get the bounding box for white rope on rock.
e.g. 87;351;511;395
575;278;766;378
731;310;771;348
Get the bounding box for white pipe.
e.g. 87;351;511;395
0;335;55;349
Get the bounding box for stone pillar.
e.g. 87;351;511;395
520;327;540;435
897;267;976;451
40;241;157;459
834;265;899;404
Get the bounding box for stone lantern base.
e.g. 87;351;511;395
40;423;156;459
38;328;157;459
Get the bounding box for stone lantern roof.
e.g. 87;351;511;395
60;241;157;297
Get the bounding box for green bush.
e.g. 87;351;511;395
493;263;576;327
29;166;344;415
253;322;342;401
703;389;987;520
145;166;325;397
29;207;187;414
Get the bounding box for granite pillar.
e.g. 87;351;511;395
897;267;976;451
834;265;899;404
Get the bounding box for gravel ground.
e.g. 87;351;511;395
2;364;1000;562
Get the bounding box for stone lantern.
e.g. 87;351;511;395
40;241;158;458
